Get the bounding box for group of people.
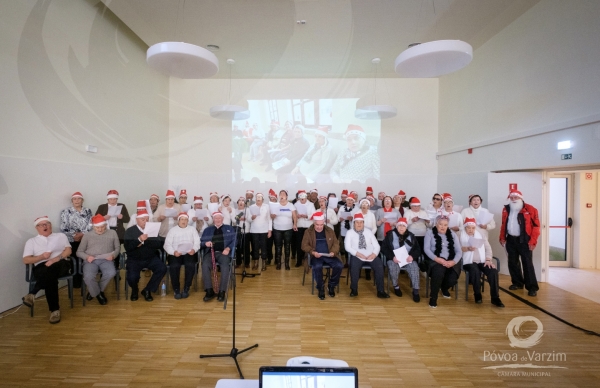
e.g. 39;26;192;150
22;185;540;323
233;121;380;183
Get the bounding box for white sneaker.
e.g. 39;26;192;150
22;293;35;307
49;310;61;324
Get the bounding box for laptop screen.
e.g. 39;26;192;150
259;366;358;388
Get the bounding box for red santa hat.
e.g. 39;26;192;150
359;198;370;207
507;190;523;199
136;200;146;209
346;195;356;202
314;126;330;138
150;193;159;200
410;197;421;206
349;191;358;198
179;189;187;198
246;189;254;195
165;190;176;199
396;217;408;226
341;189;349;196
193;196;203;204
136;209;150;218
212;211;224;218
298;190;307;199
398;190;406;196
366;195;375;202
268;189;277;198
106;190;119;199
92;214;106;226
310;188;318;194
311;212;325;221
442;193;453;202
34;216;49;226
353;213;364;220
71;192;83;199
177;212;189;220
464;217;477;227
366;186;373;194
344;124;366;140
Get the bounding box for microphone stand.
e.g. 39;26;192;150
200;223;259;379
235;200;260;283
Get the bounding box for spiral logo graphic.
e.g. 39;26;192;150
506;316;544;348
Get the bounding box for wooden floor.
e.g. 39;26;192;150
1;265;600;387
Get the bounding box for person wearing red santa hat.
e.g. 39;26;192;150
294;190;316;267
376;196;400;243
338;194;357;268
22;216;72;324
95;190;130;246
461;218;504;307
178;189;188;205
245;189;255;205
124;210;168;301
149;194;160;214
365;186;374;198
344;213;389;298
330;124;380;183
128;200;151;229
76;214;120;305
218;194;235;226
403;197;430;254
500;190;540;296
271;190;298;270
441;193;463;233
308;188;319;208
249;193;272;271
461;194;495;240
317;195;339;230
164;213;201;299
393;190;409;209
188;196;212;235
291;126;337;183
60;191;92;288
382;217;422;302
154;190;182;238
264;189;279;266
301;211;343;300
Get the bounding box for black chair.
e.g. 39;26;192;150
464;257;500;301
302;254;340;295
25;257;76;317
78;255;121;306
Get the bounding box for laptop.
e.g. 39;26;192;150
259;366;359;388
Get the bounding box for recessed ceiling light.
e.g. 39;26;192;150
206;44;220;52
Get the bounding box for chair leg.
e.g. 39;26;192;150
425;275;430;298
481;274;486;293
82;281;87;307
465;271;469;301
125;278;129;300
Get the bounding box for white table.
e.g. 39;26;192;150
215;379;258;388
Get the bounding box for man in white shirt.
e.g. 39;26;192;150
22;216;73;324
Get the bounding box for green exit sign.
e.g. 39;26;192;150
561;153;572;160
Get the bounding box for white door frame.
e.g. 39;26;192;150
546;172;574;267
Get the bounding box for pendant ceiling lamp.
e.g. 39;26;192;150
147;42;219;79
355;58;397;120
209;59;250;121
394;40;472;78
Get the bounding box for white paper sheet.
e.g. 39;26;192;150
295;203;307;216
207;203;219;214
383;213;397;222
427;210;439;223
143;222;161;238
327;198;338;209
95;253;113;260
249;205;260;216
319;252;334;257
393;246;409;267
468;237;485;248
195;209;208;220
477;211;494;226
269;202;280;215
177;242;193;253
164;208;178;217
338;211;352;221
107;205;122;217
448;213;460;228
181;204;191;212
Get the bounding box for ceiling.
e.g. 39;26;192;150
101;0;540;79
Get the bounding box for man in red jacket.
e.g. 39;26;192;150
499;190;540;296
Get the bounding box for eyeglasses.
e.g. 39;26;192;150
36;223;51;228
433;198;442;201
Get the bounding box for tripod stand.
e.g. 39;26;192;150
200;227;259;379
235;201;260;283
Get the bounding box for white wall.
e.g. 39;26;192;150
573;171;599;269
0;0;169;312
437;0;600;207
168;77;439;202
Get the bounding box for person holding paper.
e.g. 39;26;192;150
338;195;357;268
272;190;298;270
301;212;343;300
249;193;272;271
461;194;495;240
294;190;316;268
153;190;181;238
357;198;377;280
149;194;160;215
375;196;400;243
318;196;338;230
500;190;540;297
219;194;235;226
404;197;430;254
264;189;279;266
393;190;409;213
178;189;189;206
124;210;167;301
424;216;463;308
200;211;237;302
60;191;92;288
95;189;130;245
382;218;422;302
127;200;151;229
426;193;444;227
344;213;390;298
245;190;255;206
76;214;119;305
22;216;73;324
234;197;252;269
187;196;212;235
461;218;504;307
164;212;200;299
441;193;463;233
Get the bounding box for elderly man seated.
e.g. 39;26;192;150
76;214;120;305
124;210;167;301
200;211;236;302
344;213;390;298
301;212;343;300
22;216;73;324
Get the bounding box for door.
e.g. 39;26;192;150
548;173;573;267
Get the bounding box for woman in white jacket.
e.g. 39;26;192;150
317;195;338;230
187;196;212;236
460;194;495;240
249;193;272;271
163;213;200;299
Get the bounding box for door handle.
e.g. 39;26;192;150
567;217;573;227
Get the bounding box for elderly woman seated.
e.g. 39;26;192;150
461;218;504;307
423;216;463;308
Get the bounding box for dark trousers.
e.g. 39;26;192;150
273;228;293;263
266;234;274;263
429;263;459;302
236;233;252;267
312;255;343;290
291;229;299;259
349;255;385;293
202;251;231;292
168;253;197;292
251;233;268;260
506;235;539;291
32;261;63;312
126;256;167;293
463;263;499;299
295;227;307;265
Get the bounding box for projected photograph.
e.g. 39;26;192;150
231;99;381;185
261;372;356;388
